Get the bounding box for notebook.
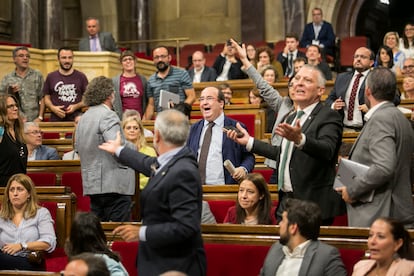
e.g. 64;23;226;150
334;158;374;203
159;89;180;109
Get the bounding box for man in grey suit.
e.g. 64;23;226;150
76;76;135;222
335;67;414;228
78;17;120;53
260;198;346;276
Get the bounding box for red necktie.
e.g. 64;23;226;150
347;73;363;121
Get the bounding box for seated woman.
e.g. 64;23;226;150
352;217;414;276
0;173;56;270
224;173;276;225
122;113;157;190
65;212;128;276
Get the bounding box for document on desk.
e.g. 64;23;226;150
334;158;374;203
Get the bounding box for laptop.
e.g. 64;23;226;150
159;89;180;110
334;158;374;203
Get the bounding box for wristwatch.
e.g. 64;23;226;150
21;242;28;250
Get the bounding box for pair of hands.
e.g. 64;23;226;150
51;104;78;119
333;98;368;113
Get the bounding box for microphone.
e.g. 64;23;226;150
223;159;236;175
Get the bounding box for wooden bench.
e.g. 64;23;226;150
38;122;75;139
27;160;81;186
0;186;75;248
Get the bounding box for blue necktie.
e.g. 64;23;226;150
278;110;305;190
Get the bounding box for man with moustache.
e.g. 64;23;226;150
43;47;88;121
143;46;196;120
260;199;346;276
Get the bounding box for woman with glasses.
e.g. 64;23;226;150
122;111;156;190
0;95;27;187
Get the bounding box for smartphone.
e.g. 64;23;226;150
224;126;244;138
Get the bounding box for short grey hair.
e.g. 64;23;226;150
154;109;189;146
24;121;39;133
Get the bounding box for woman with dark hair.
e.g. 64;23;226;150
224;173;276;225
352;217;414;275
0;94;27;186
65;212;128;275
0;173;56;270
255;46;284;79
375;45;394;70
400;22;414;59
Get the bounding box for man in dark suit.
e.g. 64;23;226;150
78;17;120;53
325;47;374;130
99;109;206;276
213;41;247;81
335;68;414;228
187;86;255;184
188;51;217;82
300;7;336;57
260;199;346;276
276;33;307;78
225;64;344;223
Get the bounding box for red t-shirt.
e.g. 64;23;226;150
120;75;144;116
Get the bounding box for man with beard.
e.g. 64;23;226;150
43;47;88;121
260;199;346;276
143;46;196;120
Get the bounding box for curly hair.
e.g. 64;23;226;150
82;76;115;106
255;46;275;63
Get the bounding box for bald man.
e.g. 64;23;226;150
188;51;217;82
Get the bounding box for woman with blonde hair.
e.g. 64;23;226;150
122;111;156;190
383;31;406;77
0;173;56;270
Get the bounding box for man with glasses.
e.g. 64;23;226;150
326;47;375;131
187;86;254;184
0;46;44;122
143;46;196;120
300;7;336;58
402;57;414;78
24;122;60;160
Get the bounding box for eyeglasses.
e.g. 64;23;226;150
6;104;19;109
153;55;168;60
353;54;370;59
199;96;217;103
405;28;414;31
312;13;322;16
25;130;43;135
403;65;414;70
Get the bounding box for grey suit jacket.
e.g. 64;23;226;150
35;145;60;160
260;240;346;276
78;32;120;53
75;104;135;195
347;101;414;227
245;65;294;168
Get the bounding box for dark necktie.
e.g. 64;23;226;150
198;122;214;184
286;53;293;77
278;110;305;190
347;73;363;121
